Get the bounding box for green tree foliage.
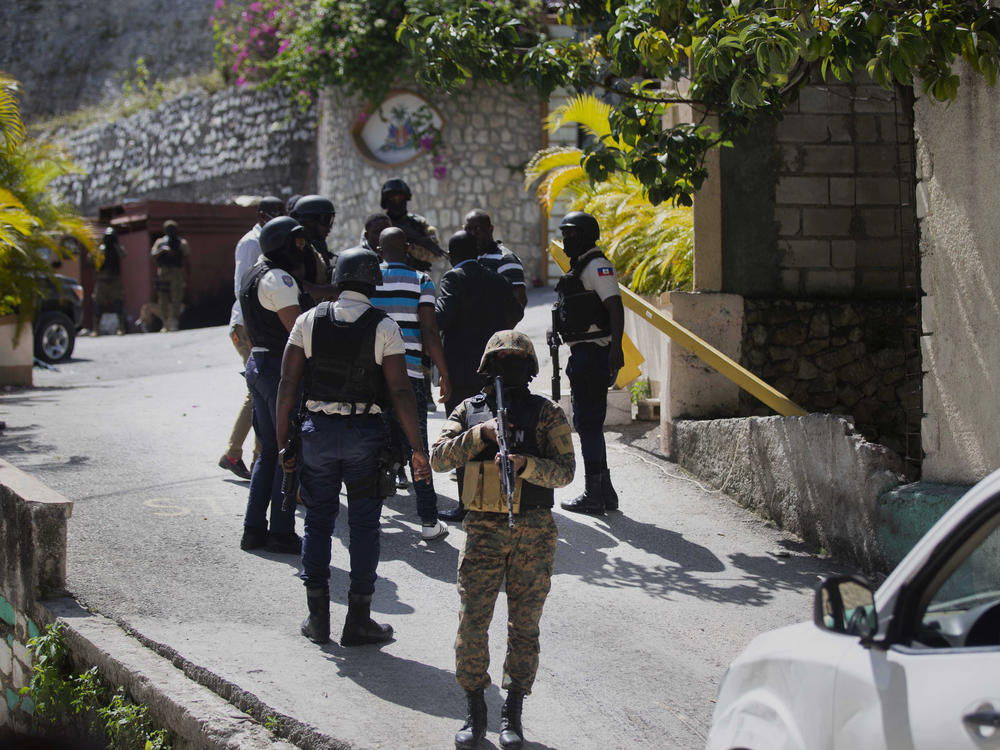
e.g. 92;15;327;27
0;74;94;329
526;94;692;293
398;0;1000;204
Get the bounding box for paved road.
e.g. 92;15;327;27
0;288;846;749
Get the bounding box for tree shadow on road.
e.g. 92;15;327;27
552;511;839;606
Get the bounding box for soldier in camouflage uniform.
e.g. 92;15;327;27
431;330;575;750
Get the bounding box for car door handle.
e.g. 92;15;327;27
964;710;1000;728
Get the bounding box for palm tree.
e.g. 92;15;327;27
0;74;94;330
525;94;693;294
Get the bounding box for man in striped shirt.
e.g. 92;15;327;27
372;227;452;541
464;209;528;310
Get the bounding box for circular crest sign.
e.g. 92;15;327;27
351;91;444;168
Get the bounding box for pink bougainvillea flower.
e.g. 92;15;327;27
215;0;224;9
358;112;369;123
432;153;444;164
249;2;263;12
236;76;247;86
305;44;313;53
419;136;434;151
433;166;448;180
278;39;290;53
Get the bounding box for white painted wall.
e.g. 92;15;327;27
915;65;1000;483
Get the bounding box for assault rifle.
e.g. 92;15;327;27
546;305;562;402
280;394;306;513
494;375;516;529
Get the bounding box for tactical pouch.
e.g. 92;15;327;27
463;461;521;515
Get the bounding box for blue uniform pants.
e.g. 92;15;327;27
298;413;387;595
567;342;610;472
244;351;296;534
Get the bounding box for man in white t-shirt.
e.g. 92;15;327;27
219;196;284;480
276;247;429;648
238;216;307;555
551;212;624;516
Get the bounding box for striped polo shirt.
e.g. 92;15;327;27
372;261;436;379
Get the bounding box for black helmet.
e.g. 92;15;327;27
334;247;383;287
259;216;305;258
380;178;412;206
559;211;600;242
258;195;285;219
290;194;335;221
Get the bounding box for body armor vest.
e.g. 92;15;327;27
465;391;553;511
554;250;612;342
155;237;184;268
305;302;388;412
99;244;121;277
239;262;291;353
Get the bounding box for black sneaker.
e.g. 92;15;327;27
267;531;302;555
219;454;252;480
240;526;267;550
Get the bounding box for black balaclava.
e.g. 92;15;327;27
485;355;534;391
383;192;408;220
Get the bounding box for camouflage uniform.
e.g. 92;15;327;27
432;372;575;694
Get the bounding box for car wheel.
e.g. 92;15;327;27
34;311;76;363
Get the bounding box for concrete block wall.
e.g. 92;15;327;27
773;79;916;298
0;460;73;731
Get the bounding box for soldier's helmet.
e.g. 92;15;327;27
259;216;305;258
380;177;412;206
558;211;600;246
334;247;383;287
478;330;539;376
290;195;335;222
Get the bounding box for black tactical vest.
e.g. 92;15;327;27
239;262;292;353
554;249;612;342
155;237;184;268
305;302;389;412
465;390;554;511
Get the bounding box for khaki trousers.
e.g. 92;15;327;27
226;324;261;463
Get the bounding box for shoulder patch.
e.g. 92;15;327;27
597;266;615;277
281;274;295;287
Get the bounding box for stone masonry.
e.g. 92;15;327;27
46;87;317;216
318;85;546;282
740;298;921;464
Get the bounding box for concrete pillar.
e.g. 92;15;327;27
658;292;744;456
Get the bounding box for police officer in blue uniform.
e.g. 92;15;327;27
238;217;307;552
276;248;430;647
552;212;624;515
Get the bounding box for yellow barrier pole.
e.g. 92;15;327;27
548;240;807;417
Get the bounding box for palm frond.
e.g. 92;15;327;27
0;75;25;154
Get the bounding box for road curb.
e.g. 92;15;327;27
47;597;306;750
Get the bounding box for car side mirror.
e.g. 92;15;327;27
814;575;877;641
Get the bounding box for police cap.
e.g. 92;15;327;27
478;330;539;376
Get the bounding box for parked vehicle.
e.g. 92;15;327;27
708;467;1000;750
34;274;84;363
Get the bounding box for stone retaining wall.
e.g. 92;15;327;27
671;414;905;573
740;298;921;462
46;87;317;216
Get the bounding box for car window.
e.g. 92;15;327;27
916;522;1000;648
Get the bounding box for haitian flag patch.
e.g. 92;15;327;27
281;274;295;287
597;266;615;276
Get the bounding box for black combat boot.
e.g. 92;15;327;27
454;688;487;749
601;469;619;511
300;587;330;644
498;689;525;749
560;473;605;515
341;593;393;646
